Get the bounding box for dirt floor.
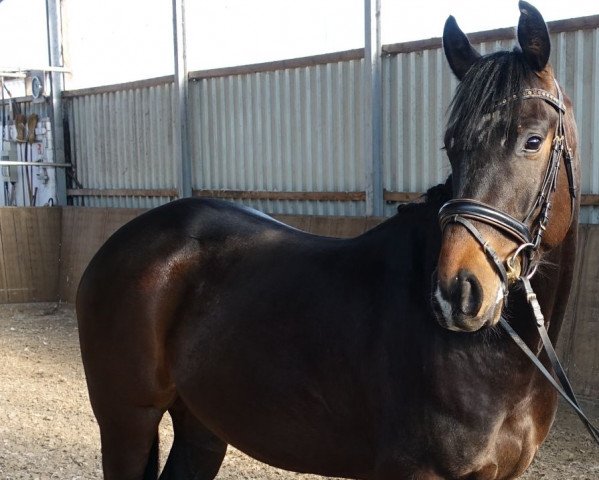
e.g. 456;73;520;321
0;303;597;479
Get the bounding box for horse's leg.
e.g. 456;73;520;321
79;306;174;479
160;397;227;480
96;404;164;480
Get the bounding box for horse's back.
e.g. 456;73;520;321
77;197;303;302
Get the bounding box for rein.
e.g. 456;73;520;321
438;80;599;444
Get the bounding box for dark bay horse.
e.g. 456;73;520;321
77;2;581;479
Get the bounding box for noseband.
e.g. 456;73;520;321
438;79;577;303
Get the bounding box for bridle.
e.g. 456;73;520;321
438;79;576;303
436;79;599;444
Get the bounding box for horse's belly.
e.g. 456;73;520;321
170;331;376;477
177;379;374;477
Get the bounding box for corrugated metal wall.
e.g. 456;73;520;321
381;48;455;217
550;28;599;223
381;40;517;216
65;83;177;208
64;19;599;221
189;60;366;215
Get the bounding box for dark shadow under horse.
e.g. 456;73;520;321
77;3;582;479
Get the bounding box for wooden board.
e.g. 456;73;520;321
58;208;153;302
566;225;599;400
67;188;178;198
2;210;32;302
308;216;366;238
557;226;589;361
0;212;8;303
0;210;21;302
58;208;101;303
365;217;386;231
36;208;62;301
193;190;366;202
16;209;39;301
28;208;61;301
102;208;146;238
58;207;146;303
0;208;61;302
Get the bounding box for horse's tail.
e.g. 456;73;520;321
143;433;160;480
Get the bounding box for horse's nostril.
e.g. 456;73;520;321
454;270;483;316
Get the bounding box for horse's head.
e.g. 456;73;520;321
432;1;579;332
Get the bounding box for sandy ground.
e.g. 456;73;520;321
0;303;597;479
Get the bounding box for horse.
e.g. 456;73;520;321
76;2;581;479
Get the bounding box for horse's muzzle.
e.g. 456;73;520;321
432;269;501;332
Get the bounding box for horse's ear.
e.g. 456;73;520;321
517;1;550;71
443;15;481;81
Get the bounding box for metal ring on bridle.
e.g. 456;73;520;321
506;242;535;278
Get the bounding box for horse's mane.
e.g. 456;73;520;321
423;178;452;206
445;49;532;151
394;177;452;218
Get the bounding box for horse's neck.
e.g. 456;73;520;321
413;218;579;395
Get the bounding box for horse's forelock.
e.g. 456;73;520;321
444;50;532;152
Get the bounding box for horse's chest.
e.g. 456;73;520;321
404;408;541;479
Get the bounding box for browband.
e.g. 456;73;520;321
494;88;565;113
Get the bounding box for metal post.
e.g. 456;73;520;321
46;0;67;205
172;0;192;199
364;0;383;216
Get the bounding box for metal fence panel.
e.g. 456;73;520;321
381;48;454;217
66;84;176;208
189;60;366;216
550;28;599;223
382;28;599;220
64;20;599;221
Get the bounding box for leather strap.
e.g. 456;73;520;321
494;88;565;113
521;88;565;112
439;199;533;245
500;315;599;444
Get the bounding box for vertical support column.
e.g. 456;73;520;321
364;0;383;216
46;0;67;205
173;0;192;199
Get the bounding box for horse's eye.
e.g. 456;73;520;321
524;136;543;152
